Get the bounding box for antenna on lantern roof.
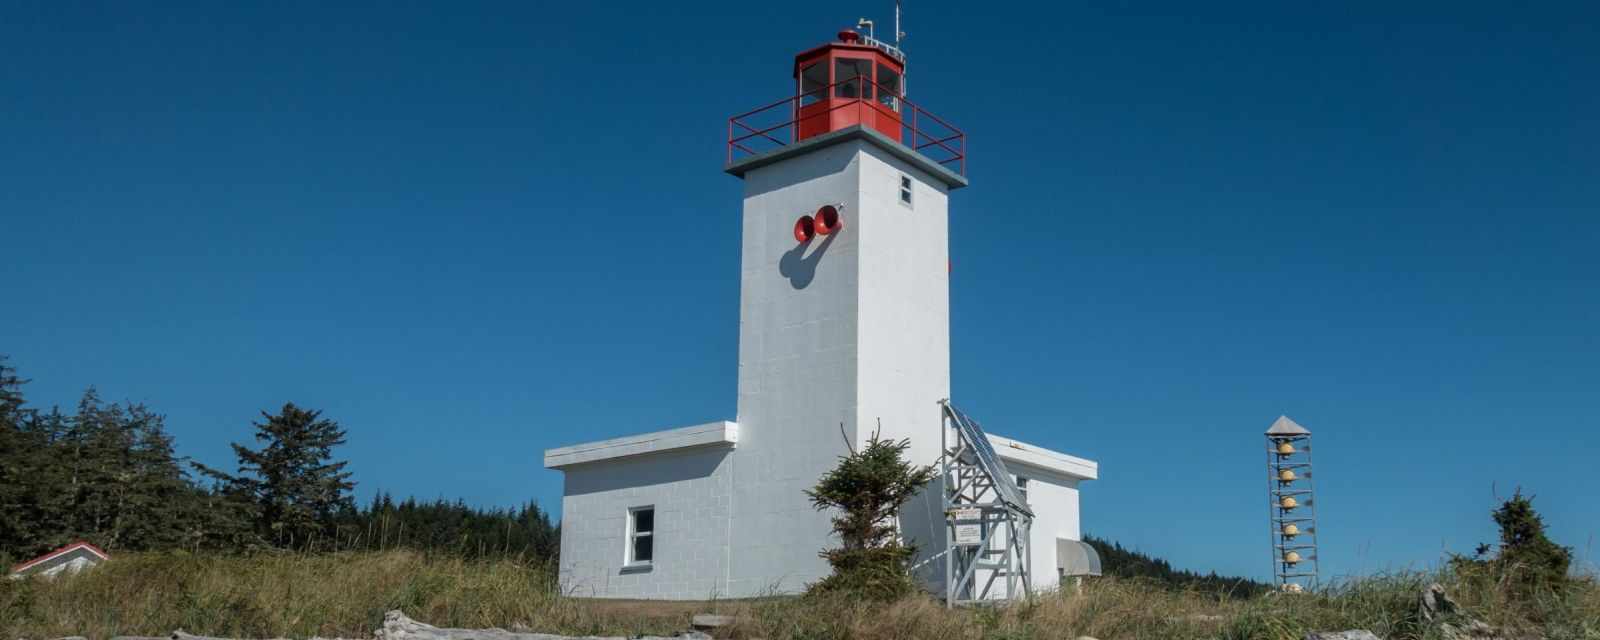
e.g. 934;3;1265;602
849;3;909;96
897;0;906;96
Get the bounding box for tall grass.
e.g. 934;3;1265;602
3;551;1596;639
0;551;684;638
727;573;1598;640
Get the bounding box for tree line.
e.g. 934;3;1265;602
1082;534;1271;597
0;355;557;567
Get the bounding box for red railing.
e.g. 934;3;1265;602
727;76;966;176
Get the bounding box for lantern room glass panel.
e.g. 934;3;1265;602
877;63;901;111
799;62;828;106
834;58;874;99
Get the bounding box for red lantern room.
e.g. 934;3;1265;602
727;28;965;178
793;30;905;143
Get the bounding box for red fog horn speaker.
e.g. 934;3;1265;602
793;215;816;243
814;205;843;235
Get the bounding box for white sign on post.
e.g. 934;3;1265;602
954;523;983;545
951;507;981;521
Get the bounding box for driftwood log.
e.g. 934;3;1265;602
374;610;711;640
91;612;710;640
174;633;292;640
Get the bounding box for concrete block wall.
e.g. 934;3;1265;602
728;139;955;597
1021;467;1084;593
729;141;864;596
852;144;953;584
854;143;951;467
557;446;735;600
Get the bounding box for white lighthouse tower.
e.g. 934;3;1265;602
544;28;1099;600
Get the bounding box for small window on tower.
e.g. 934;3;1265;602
834;59;874;99
899;175;913;207
627;506;654;567
799;63;828;106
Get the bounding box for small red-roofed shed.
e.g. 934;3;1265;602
8;541;110;580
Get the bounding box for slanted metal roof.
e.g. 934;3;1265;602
1266;415;1311;436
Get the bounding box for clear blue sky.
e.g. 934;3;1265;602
3;1;1596;582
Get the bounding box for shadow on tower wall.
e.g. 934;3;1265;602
779;231;836;289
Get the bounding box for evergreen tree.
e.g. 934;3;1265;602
188;480;259;551
111;403;204;550
1491;491;1572;585
38;390;202;551
0;355;27;426
521;500;560;561
0;356;43;559
805;431;936;600
196;403;355;549
20;408;74;552
0;360;207;557
1452;490;1574;600
58;389;127;547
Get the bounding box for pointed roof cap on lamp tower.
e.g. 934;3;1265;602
1266;415;1311;436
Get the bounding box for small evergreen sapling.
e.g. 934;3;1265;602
1489;491;1572;590
805;429;936;600
1453;489;1573;602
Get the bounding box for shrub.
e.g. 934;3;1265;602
803;431;935;601
1451;489;1574;607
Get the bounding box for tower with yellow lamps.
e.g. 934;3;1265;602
1266;415;1319;592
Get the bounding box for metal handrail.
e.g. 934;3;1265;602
727;75;966;175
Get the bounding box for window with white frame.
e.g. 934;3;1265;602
1016;476;1030;504
898;175;914;207
627;506;654;566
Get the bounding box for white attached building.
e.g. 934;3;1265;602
544;31;1098;600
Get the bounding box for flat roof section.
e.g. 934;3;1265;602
988;433;1099;481
543;421;738;469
